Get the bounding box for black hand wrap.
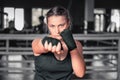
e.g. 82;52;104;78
60;29;77;51
42;36;61;46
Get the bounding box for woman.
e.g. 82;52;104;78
32;6;86;80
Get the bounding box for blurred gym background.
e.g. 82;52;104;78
0;0;120;80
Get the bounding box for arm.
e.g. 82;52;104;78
32;38;46;56
60;29;86;78
32;37;62;56
70;41;86;78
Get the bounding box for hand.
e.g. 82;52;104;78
49;35;62;41
42;36;62;54
42;36;61;46
60;29;77;51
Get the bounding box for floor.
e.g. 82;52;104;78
0;55;118;80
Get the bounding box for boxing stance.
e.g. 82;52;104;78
32;6;86;80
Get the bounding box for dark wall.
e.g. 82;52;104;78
95;0;120;9
24;8;32;29
2;0;69;8
2;0;120;8
1;0;120;33
69;0;85;33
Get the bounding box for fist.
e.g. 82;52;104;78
42;36;62;54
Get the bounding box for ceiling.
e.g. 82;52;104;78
1;0;120;9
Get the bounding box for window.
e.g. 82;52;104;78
4;7;14;28
15;8;24;31
32;8;49;27
4;7;24;31
94;8;106;32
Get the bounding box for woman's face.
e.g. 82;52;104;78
47;15;70;35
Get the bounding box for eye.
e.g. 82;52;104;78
49;25;55;28
58;23;65;27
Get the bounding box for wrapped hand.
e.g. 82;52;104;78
42;36;62;54
60;29;77;51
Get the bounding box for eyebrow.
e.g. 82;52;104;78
58;23;66;26
49;22;66;27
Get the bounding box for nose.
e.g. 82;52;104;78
55;27;60;34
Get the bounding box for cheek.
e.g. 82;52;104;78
48;28;56;34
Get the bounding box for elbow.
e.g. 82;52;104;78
75;67;86;78
76;71;86;78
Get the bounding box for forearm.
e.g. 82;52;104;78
60;29;86;77
32;38;46;55
70;49;86;78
